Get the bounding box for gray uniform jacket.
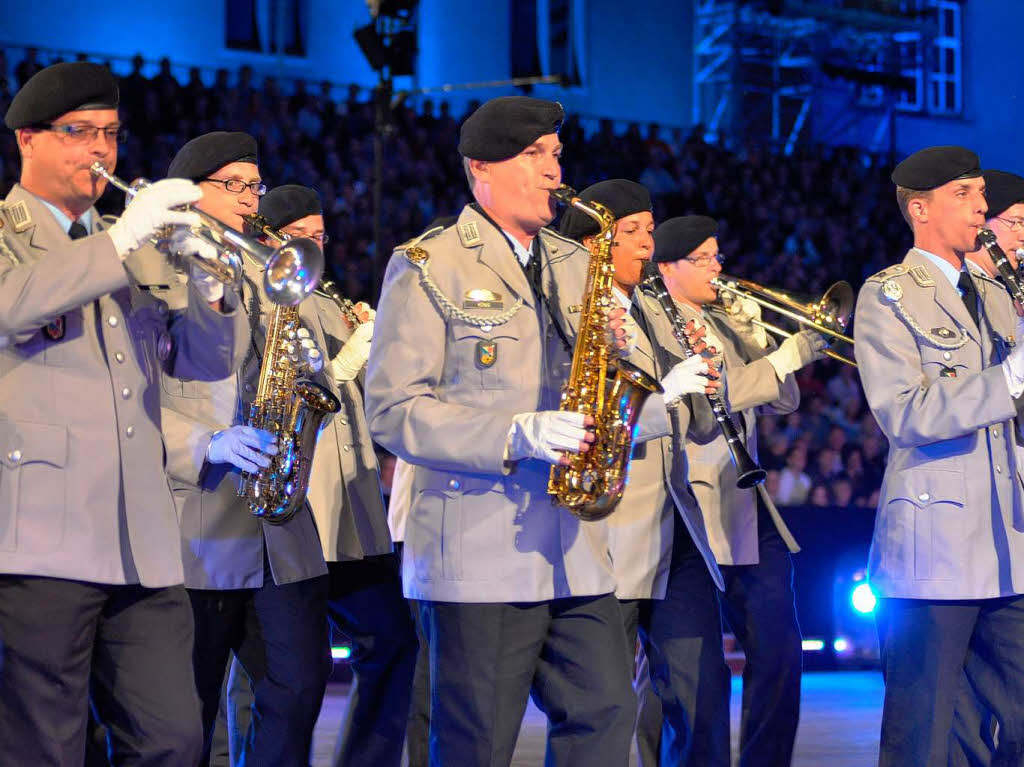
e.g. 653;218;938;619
0;184;249;587
677;306;801;566
364;205;672;603
305;293;392;562
608;289;724;599
855;248;1024;599
161;262;328;590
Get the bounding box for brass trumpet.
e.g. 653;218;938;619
710;275;857;367
244;213;365;327
91;163;324;306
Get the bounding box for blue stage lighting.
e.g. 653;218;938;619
851;582;877;615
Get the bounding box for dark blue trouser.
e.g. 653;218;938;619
188;562;330;767
876;594;1024;767
420;594;636;767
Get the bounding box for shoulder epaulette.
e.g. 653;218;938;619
865;264;909;284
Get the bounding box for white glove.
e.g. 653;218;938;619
170;230;227;302
107;179;202;258
605;307;638;357
206;426;278;473
292;327;324;375
765;330;827;380
661;354;712;408
720;290;767;348
505;411;590;465
329;321;374;383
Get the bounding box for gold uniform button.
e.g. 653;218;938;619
996;465;1003;474
343;445;350;452
125;426;135;438
108;316;118;327
993;428;1001;437
917;492;930;502
7;449;21;463
447;478;461;490
121;387;131;399
943;352;952;361
114;352;125;363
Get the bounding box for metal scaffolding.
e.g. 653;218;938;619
692;0;952;154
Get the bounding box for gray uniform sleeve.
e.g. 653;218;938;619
0;232;128;334
364;254;519;474
855;280;1016;448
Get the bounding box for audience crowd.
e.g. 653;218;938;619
0;48;902;509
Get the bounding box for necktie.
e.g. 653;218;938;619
958;271;981;329
68;220;88;240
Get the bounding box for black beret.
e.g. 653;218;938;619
983;169;1024;221
652;215;719;263
167;131;258;181
458;96;564;161
259;185;322;230
891;145;980;191
559;179;652;242
5;62;119;129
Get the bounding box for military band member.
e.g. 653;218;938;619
855;145;1024;767
652;215;825;766
159;133;331;767
952;167;1024;767
367;96;696;766
260;184;419;767
0;63;249;763
558;181;728;767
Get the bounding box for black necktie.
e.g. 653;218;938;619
67;220;88;240
958;271;980;329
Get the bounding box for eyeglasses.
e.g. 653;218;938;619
40;123;127;144
303;233;330;245
683;253;726;268
994;217;1024;232
201;178;268;196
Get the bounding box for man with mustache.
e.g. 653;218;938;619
0;62;249;764
855;145;1024;766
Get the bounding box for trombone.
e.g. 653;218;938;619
710;275;857;367
91;163;324;306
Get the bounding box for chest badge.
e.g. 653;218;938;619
475;339;497;368
43;315;66;341
939;366;958;378
464;288;503;310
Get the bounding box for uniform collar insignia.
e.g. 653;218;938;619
8;200;31;233
908;265;935;287
458;221;482;247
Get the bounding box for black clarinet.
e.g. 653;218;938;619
639;262;766;489
979;228;1024;305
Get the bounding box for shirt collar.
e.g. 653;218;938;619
914;247;963;291
36;197;93;236
500;228;534;267
612;286;632;310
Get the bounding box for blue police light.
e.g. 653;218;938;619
851;582;877;615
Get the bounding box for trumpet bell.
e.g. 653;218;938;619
263;237;324;306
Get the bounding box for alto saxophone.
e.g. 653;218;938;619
547;185;663;521
238;216;341;524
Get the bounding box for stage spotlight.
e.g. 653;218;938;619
851;582;877;615
331;645;352;660
833;636;850;654
802;638;825;652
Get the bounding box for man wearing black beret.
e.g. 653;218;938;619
855;146;1024;766
212;184;419;767
0;63;250;763
365;97;659;765
159;135;333;767
965;169;1024;282
645;215;823;766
